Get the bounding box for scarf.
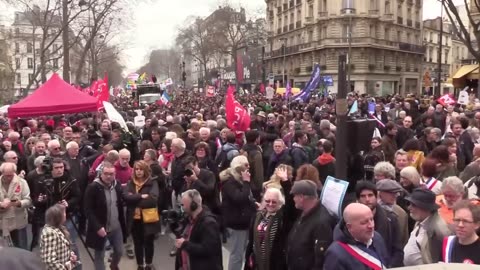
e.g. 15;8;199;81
133;178;147;220
160;152;174;169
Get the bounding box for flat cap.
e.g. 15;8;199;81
376;179;403;193
290;180;318;197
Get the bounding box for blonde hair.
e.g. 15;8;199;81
263;164;293;190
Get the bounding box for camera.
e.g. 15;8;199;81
184;169;194;177
162;209;187;257
41;156;53;174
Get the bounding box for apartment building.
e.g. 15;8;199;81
264;0;425;96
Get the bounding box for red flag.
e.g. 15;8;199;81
96;73;110;110
437;94;456;107
259;83;265;94
225;85;250;131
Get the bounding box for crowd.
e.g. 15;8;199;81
0;90;479;270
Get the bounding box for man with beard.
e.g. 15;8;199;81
324;203;390;270
355;181;404;267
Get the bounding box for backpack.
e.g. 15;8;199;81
215;146;236;171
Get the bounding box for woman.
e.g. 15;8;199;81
295;164;322;194
124;160;161;270
263;164;293;193
442;137;461;170
402;138;425;172
144;149;167;217
443;200;480;264
429;145;458;181
40;204;77;270
244;184;295;270
420;157;443;195
363;137;385;181
24;137;38;157
194;142;218;175
397;166;422;232
157;139;173;176
139;140;155;162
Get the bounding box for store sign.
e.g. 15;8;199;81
222;67;251;80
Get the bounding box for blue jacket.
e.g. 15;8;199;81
324;220;390;270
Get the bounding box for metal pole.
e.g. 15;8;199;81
347;14;352;93
282;44;286;87
436;0;443;96
62;0;70;83
335;55;348;180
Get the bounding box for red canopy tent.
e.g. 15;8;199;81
8;73;98;118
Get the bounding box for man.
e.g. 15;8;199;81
396;116;415;149
215;131;239;171
3;150;25;176
266;139;292;179
382;122;398;164
460;144;480;182
376;179;409;247
436;176;467;225
47;139;64;159
0;162;31;250
6;131;25;157
287;180;335;270
60;126;73;150
27;141;46;172
84;162;126;270
40;133;52;146
457;117;474;171
388;102;402;121
312;140;335;184
175;189;222;270
433;104;446;134
72;131;97;161
290;130;309;171
199;127;217;160
403;188;451;266
242;130;264;201
355;181;404;267
21;127;32;143
114;149;132;185
418;127;438;156
183;156;218;213
373;161;396;182
324;203;390;270
170;138;191;210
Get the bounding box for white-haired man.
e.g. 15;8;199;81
0;162;32;250
171;138;191;209
47;139;63;158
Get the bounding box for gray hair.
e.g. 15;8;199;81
8;131;20;139
0;162;17;174
373;161;396;179
395;149;408;158
181;189;202;206
119;148;131;157
442;176;465;194
165;131;178;140
47;139;61;149
400;166;422;186
172;138;186;150
106;150;119;162
206;120;217;129
3;150;16;160
34;155;46;168
431;127;442;136
45;204;66;227
66;141;78;150
199;127;210;135
263;187;285;206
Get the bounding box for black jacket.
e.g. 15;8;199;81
84;179;126;250
290;144;309;170
220;170;257;230
266;150;292;179
374;206;404;267
171;152;191;194
123;177;161;236
286;201;336;270
183;169;219;214
175;209;223;270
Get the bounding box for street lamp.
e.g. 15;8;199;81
341;0;355;93
62;0;88;83
436;0;444;96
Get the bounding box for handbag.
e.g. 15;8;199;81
141;208;160;223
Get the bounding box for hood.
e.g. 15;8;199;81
222;142;237;152
219;168;241;182
333;219;356;244
317;153;335;165
94;178;116;190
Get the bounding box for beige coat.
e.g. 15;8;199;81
418;212;452;264
0;175;31;232
393;204;409;247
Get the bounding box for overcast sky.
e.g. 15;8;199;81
0;0;462;72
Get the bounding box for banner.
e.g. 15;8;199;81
225;85;250;131
266;86;274;99
292;63;321;102
94;73;109;110
103;101;128;131
285;80;292;100
437;94;456;106
457;87;469;105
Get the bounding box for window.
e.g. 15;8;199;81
27;43;33;53
27;58;33;69
370;25;376;38
385;0;391;14
384;28;389;40
53;59;59;68
308;30;313;42
308;5;313;17
322;0;327;11
28;73;34;83
15;58;20;69
370;0;377;10
397;31;402;42
15;42;20;53
406;33;411;43
35;49;40;55
16;73;21;84
407;8;411;20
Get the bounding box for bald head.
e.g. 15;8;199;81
343;203;371;223
474;144;480;159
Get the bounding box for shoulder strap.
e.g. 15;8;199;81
337;241;384;270
442;235;456;263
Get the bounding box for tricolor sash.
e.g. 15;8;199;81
425;177;438;191
442;235;456;263
337;241;385;270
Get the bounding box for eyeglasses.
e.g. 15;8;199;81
264;200;278;205
453;218;475;225
53;147;60;151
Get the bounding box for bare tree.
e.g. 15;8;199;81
176;16;216;84
137;48;182;81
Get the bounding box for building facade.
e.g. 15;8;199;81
10;9;64;96
0;24;14;101
264;0;425;96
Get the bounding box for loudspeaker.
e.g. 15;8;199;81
346;119;377;153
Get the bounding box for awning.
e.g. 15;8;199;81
453;65;479;79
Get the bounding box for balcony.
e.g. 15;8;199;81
305;16;314;24
384;65;391;71
289;23;294;31
407;19;412;27
320;64;327;70
318;11;328;17
277;28;282;34
384;13;394;20
398;42;426;54
283;26;288;32
340;8;356;15
296;21;302;28
368;10;379;16
269;44;300;57
415;21;420;28
397;16;403;24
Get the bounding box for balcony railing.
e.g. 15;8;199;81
384;13;394;20
407;19;412;27
296;21;302;28
368;10;379;15
269;44;300;57
398;42;426;53
305;16;313;24
397;16;403;24
318;11;328;17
